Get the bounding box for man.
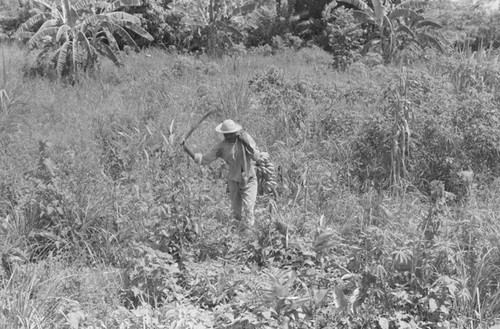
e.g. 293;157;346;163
182;119;262;228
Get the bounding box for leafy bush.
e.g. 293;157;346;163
321;2;364;69
120;242;181;308
172;0;256;56
244;4;291;48
125;0;185;46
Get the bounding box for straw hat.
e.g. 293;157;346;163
215;119;243;134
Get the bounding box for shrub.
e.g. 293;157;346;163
125;0;185;47
322;3;364;69
244;4;291;48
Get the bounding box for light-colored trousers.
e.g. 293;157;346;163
228;176;257;226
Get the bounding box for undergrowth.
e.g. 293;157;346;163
0;45;499;329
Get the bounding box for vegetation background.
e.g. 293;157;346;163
1;0;500;328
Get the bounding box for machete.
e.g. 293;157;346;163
182;110;214;144
181;110;214;158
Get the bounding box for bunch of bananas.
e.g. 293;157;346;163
256;152;278;196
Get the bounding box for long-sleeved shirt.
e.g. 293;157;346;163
195;133;261;183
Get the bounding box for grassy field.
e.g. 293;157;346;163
1;43;500;328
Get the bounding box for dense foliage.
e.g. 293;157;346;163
1;39;500;327
1;0;500;328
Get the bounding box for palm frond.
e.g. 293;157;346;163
110;0;143;11
416;32;444;53
215;21;243;38
76;31;93;70
28;26;59;48
73;0;111;11
405;38;424;52
396;0;428;10
372;0;385;22
81;14;109;28
33;0;55;11
414;20;442;29
72;32;79;69
56;24;71;42
382;14;394;32
38;19;60;31
352;10;378;26
388;8;422;21
95;41;123;66
338;0;371;12
118;20;154;41
396;25;415;38
105;11;141;25
51;6;64;22
220;33;233;47
16;13;50;34
110;24;138;48
100;26;120;51
56;40;71;76
231;3;256;16
61;0;71;24
15;31;36;40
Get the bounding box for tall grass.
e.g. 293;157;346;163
0;44;499;328
0;264;63;328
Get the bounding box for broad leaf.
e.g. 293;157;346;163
57;40;71;76
73;0;111;11
38;19;59;31
16;13;49;34
81;14;110;29
106;12;141;25
16;31;36;40
28;26;59;48
95;41;123;66
231;3;256;16
100;26;120;51
61;0;77;27
34;0;55;11
396;25;415;39
372;0;385;22
415;20;442;29
72;32;79;69
111;0;143;10
382;14;394;33
314;289;329;308
338;0;371;12
215;21;243;38
119;21;154;41
76;30;93;69
352;10;378;26
388;8;422;21
220;33;233;47
110;24;138;48
56;24;71;42
416;32;444;53
396;0;428;10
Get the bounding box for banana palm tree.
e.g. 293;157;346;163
339;0;444;62
15;0;153;78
